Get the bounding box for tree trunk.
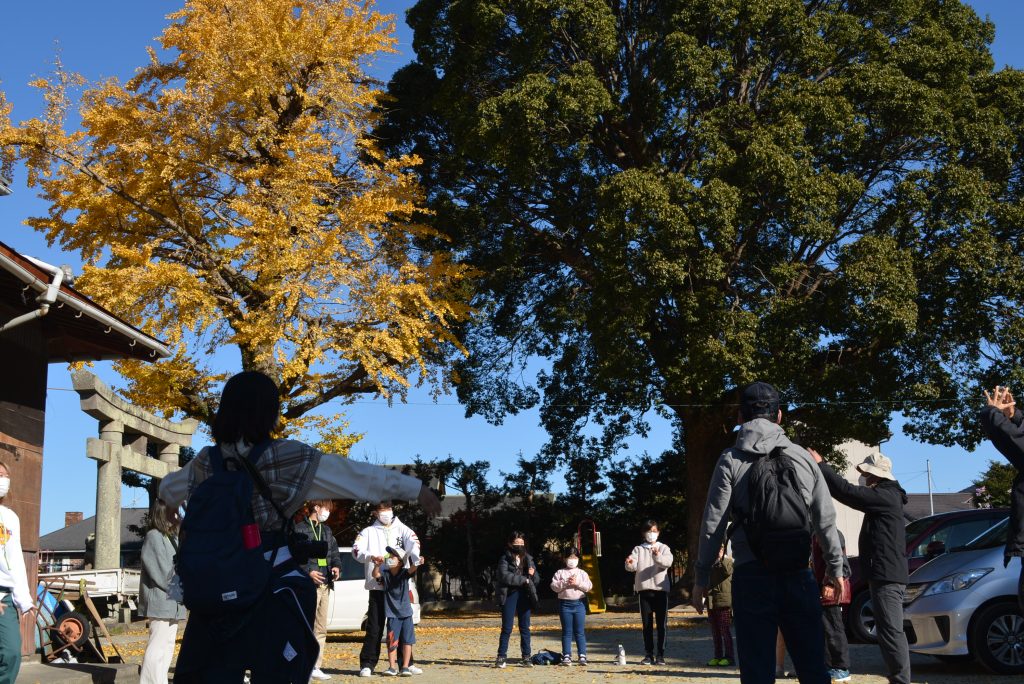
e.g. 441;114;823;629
678;406;737;585
464;495;480;597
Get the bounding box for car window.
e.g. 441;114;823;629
909;515;1006;558
945;517;1002;550
962;518;1009;551
904;517;934;547
340;553;365;581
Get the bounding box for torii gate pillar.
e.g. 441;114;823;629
72;372;198;569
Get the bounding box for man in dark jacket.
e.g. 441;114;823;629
810;449;910;684
296;500;344;681
978;385;1024;612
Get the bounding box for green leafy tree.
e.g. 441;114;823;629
377;0;1024;564
598;447;687;593
500;452;556;540
971;459;1017;509
414;456;500;596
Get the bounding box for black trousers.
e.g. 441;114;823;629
638;590;668;658
174;574;317;683
821;605;849;670
359;591;387;670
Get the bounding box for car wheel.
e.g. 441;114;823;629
970;601;1024;674
849;591;877;643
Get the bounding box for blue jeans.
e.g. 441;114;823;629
498;588;531;658
732;560;829;684
559;599;587;657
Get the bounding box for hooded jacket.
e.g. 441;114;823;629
695;419;845;587
352;517;421;591
819;463;909;584
978;406;1024;561
708;555;733;610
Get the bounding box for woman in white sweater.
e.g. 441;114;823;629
625;519;673;665
0;461;35;684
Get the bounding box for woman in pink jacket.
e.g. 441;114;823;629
550;546;593;666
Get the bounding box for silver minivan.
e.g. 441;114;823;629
902;518;1023;674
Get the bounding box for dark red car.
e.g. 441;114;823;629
846;508;1008;642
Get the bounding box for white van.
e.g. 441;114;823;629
326;547;421;633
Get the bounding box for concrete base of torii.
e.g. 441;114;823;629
71;372;198;570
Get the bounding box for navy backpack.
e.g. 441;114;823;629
176;442;284;614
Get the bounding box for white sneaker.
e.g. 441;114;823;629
406;665;423;675
358;667;372;677
311;668;332;681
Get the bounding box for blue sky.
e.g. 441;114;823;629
1;1;1019;536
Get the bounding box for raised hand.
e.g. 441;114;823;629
807;448;823;464
985;385;1016;419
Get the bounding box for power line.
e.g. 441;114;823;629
47;386;979;408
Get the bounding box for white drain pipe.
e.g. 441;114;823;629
0;258;65;333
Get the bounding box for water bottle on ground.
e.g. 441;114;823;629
617;644;627;665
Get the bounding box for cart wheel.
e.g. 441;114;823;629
52;611;91;648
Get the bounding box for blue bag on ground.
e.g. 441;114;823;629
176;443;273;613
532;649;561;665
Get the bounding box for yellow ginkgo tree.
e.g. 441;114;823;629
0;0;470;449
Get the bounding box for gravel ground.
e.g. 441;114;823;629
108;607;991;683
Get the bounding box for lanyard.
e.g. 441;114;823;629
312;521;328;566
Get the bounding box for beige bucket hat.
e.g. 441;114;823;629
856;452;896;481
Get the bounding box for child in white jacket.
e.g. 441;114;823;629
625;520;674;665
550;546;593;666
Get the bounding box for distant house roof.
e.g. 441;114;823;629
0;241;169;362
39;508;149;552
905;492;975;520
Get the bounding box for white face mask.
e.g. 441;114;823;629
0;477;10;498
566;558;579;569
645;531;659;544
386;557;399;568
377;511;394;525
316;510;330;523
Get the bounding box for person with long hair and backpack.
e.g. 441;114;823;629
158;371;441;683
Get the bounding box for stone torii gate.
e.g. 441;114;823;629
72;371;198;569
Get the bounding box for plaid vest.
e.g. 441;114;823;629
188;439;322;531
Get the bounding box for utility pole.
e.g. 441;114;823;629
927;459;934;516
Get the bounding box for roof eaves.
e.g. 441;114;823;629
0;242;169;359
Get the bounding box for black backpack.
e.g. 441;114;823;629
176;442;287;613
737;446;812;572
